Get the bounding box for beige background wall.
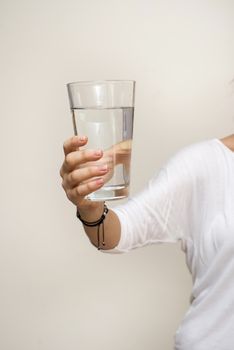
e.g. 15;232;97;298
0;0;234;349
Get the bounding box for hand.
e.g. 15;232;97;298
60;136;109;209
103;139;132;182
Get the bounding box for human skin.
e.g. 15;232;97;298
220;134;234;151
59;136;132;249
60;134;234;250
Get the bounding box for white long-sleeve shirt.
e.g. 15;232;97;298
105;138;234;350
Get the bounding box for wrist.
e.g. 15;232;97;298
76;201;105;222
77;203;108;227
76;201;108;250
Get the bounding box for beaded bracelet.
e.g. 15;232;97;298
76;203;109;250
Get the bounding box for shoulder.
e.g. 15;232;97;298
152;138;224;192
148;138;221;193
164;138;217;175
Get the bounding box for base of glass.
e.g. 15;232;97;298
86;185;129;201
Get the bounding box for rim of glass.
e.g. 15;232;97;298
67;79;136;86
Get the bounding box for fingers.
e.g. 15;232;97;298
63;135;88;156
66;178;104;204
61;135;111;206
60;146;104;178
63;164;109;189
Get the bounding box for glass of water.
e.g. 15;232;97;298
67;80;135;201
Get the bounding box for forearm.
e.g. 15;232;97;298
77;202;121;250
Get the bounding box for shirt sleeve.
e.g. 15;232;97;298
102;146;194;254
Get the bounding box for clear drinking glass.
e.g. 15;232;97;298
67;80;135;201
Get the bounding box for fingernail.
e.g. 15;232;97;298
96;178;104;185
95;150;102;156
99;164;108;171
79;136;87;141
